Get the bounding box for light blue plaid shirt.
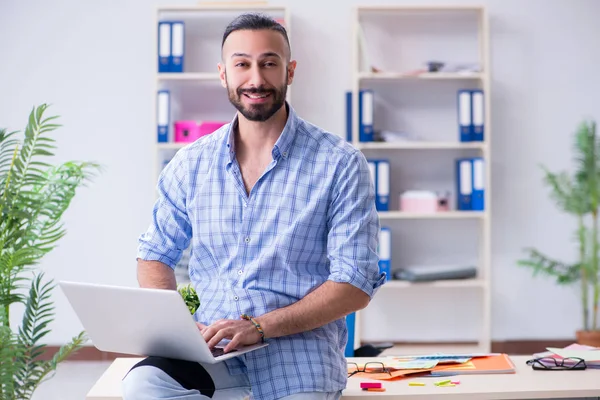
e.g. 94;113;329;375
138;103;385;399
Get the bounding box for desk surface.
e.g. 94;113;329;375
87;355;600;400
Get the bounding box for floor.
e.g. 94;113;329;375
32;361;112;400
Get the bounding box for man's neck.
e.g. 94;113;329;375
235;104;288;156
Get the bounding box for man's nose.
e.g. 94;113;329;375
248;65;266;88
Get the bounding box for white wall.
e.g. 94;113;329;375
1;0;599;345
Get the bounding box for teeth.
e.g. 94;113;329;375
247;94;268;99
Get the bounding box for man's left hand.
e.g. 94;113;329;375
198;319;262;353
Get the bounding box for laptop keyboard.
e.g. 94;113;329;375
211;347;236;357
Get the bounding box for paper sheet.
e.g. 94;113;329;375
546;347;600;361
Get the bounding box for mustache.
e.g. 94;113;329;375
238;87;275;95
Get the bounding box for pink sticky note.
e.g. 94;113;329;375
360;382;382;389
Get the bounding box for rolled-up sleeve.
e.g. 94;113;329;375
327;150;386;298
137;151;192;269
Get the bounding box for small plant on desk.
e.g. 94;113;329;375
518;120;600;347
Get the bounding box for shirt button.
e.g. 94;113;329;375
245;237;250;243
238;270;243;275
283;152;288;157
234;296;239;301
243;203;248;208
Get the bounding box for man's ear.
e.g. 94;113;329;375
287;60;297;85
217;62;227;89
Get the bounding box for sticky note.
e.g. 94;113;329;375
366;388;386;392
434;379;452;386
360;382;382;389
451;380;460;385
409;382;425;386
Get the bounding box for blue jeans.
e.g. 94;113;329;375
121;359;342;400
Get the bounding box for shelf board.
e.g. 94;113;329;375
158;5;287;12
157;73;220;81
378;211;485;219
358;5;484;12
356;141;485;150
157;143;188;150
358;71;483;80
380;279;486;289
377;342;485;357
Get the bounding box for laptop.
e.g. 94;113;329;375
59;281;268;364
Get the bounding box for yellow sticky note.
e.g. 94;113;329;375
409;382;425;386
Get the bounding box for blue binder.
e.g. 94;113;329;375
374;159;389;211
471;157;485;210
457;89;473;141
359;89;374;142
158;22;172;73
345;312;356;357
345;90;374;142
456;158;473;210
157;90;170;142
378;227;391;281
471;89;484;141
345;91;352;142
170;21;185;73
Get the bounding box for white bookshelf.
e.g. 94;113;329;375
350;5;492;354
154;4;291;285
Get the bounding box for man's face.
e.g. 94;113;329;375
218;29;295;122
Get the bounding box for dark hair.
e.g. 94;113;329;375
221;13;291;59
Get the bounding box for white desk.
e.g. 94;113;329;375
86;356;600;400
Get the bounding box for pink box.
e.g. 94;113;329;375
198;121;227;136
400;191;439;213
174;121;227;143
174;121;201;143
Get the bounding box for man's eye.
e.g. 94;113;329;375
264;62;276;67
235;62;247;67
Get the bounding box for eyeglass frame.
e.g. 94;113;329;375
525;356;587;371
347;361;392;378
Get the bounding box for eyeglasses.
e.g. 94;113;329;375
347;361;391;378
526;357;587;370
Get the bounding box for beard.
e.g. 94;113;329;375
225;71;287;122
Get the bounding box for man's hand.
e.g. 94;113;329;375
196;319;262;353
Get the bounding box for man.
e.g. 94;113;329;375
122;12;385;400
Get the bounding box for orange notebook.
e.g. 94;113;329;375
348;354;516;381
430;354;516;376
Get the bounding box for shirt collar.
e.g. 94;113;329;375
224;101;298;165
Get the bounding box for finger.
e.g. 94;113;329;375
196;322;207;330
207;328;230;349
224;335;240;353
201;325;217;342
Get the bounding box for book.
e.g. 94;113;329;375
430;353;516;376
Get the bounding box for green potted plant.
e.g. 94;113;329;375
0;104;101;399
518;120;600;347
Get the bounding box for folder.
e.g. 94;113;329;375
471;89;484;141
157;90;170;143
471;157;485;210
456;158;473;210
376;160;389;211
457;90;472;142
359;89;374;142
378;227;391;281
345;90;374;142
367;160;376;192
345;91;352;141
171;21;185;73
345;312;356;357
158;22;171;73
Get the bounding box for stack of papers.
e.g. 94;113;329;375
534;343;600;368
348;353;515;381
